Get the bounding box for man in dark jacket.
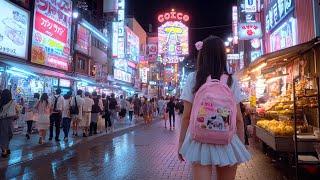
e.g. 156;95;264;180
167;98;176;129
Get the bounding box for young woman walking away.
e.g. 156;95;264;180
178;36;251;180
35;93;51;144
128;99;134;123
25;93;40;140
0;89;17;158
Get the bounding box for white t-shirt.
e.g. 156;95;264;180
51;95;64;111
62;99;71;118
83;97;94;112
71;95;85;119
181;72;244;104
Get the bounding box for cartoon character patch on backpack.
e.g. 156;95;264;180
190;74;237;145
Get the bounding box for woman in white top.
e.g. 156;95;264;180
35;93;51;144
178;36;251;180
25;93;40;140
0;89;17;158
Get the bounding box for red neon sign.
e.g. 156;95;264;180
158;9;189;23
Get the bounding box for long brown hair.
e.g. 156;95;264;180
193;36;231;93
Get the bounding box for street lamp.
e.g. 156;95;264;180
73;11;79;19
227;37;233;42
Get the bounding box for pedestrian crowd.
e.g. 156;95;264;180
0;88;169;158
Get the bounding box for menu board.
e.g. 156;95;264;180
0;0;29;59
31;0;72;71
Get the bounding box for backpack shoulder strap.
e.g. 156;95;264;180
220;74;233;87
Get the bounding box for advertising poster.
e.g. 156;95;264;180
270;18;297;52
125;27;139;62
0;0;30;59
31;0;72;71
76;24;91;55
158;21;189;57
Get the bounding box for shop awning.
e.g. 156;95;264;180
237;37;320;77
0;60;76;80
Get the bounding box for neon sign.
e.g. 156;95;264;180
158;9;189;23
158;21;188;57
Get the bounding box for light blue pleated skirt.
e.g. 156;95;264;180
179;132;251;166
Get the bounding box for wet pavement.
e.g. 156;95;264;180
0;115;305;180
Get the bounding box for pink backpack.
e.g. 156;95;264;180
190;74;237;145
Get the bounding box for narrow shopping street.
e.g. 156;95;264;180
1;116;290;180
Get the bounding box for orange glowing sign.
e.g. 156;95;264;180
158;9;189;23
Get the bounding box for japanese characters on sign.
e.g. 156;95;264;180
140;67;148;83
76;24;91;55
232;6;238;44
31;0;72;71
265;0;294;32
112;22;119;57
0;0;29;59
125;27;139;62
238;22;262;40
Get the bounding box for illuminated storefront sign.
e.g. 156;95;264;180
270;17;297;52
227;54;240;60
125;26;139;62
59;79;71;87
114;68;131;83
127;61;136;68
147;37;158;62
140;67;149;83
158;21;189;57
158;9;189;23
112;22;118;57
266;0;294;32
244;0;257;13
0;0;30;59
232;6;238;44
251;38;261;49
114;59;128;71
31;0;72;71
164;64;178;83
161;56;184;64
76;24;91;55
251;50;262;62
238;22;262;40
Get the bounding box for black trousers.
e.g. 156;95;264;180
169;111;175;127
50;113;61;139
62;117;71;138
104;111;112;129
129;111;133;121
89;122;97;135
26;120;33;134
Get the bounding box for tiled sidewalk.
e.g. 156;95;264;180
0;118;144;169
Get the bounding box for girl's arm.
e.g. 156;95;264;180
236;104;245;143
178;101;192;151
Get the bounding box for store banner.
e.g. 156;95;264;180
31;0;72;71
265;0;294;32
76;24;91;55
244;0;257;13
0;0;30;59
112;22;119;58
238;22;263;40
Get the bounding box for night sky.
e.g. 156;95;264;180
128;0;237;58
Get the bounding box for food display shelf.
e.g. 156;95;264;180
255;126;316;153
